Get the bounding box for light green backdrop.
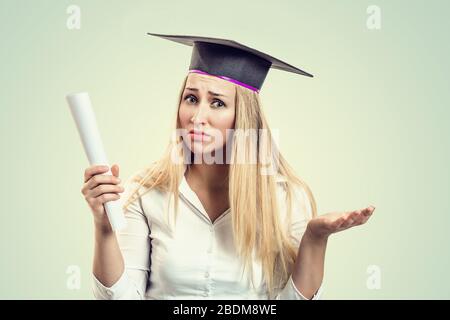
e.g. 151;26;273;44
1;0;449;299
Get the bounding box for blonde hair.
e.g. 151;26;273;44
123;75;317;298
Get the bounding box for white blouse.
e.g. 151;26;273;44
92;168;324;300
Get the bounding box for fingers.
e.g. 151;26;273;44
336;206;376;231
360;206;375;224
90;184;124;198
84;165;109;183
332;216;346;229
363;205;376;217
111;164;119;178
341;214;357;229
81;165;122;198
84;174;121;191
87;193;121;208
349;206;376;227
81;164;123;221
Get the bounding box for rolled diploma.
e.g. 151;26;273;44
66;92;127;231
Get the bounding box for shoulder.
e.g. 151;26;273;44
121;168;169;211
122;168;166;205
122;168;147;198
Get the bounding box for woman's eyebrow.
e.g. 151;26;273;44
185;87;227;97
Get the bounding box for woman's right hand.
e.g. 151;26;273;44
81;164;124;228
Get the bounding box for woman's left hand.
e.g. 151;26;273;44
305;205;376;241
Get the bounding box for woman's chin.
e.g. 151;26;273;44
190;147;214;156
187;142;222;159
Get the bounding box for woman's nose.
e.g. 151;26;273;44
191;105;208;125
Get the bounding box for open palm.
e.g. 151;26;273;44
307;205;376;239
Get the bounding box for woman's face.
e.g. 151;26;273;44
179;73;236;157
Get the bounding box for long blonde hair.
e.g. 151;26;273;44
123;75;317;298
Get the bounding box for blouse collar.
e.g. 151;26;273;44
178;165;231;225
178;165;286;225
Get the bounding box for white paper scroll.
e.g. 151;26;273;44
66;92;127;231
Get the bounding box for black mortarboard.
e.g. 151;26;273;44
147;33;313;93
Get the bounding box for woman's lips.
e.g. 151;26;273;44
189;131;211;142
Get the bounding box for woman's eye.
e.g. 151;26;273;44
212;100;225;108
184;94;197;104
184;94;225;108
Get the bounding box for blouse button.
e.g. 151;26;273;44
204;272;210;278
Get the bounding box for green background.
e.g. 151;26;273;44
1;0;449;299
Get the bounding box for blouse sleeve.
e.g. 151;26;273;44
92;173;151;300
274;183;324;300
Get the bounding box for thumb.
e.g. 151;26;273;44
111;164;120;178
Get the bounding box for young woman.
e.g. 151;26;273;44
81;34;375;300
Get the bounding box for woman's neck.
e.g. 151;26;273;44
186;162;229;192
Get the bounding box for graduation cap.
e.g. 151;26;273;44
147;33;313;93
